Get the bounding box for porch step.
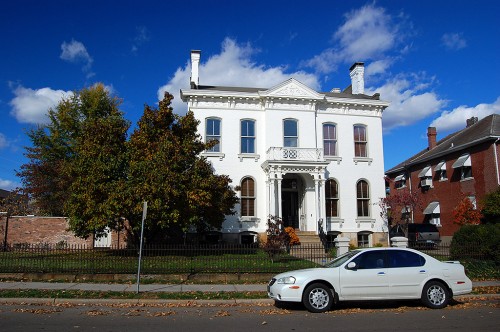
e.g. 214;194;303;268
294;231;322;245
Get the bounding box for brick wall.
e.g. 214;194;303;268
0;216;128;248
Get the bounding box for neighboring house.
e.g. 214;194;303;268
385;115;500;243
181;50;390;247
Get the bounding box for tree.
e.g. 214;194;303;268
63;85;130;238
18;84;130;238
452;195;482;226
379;187;422;235
481;187;500;224
124;92;238;243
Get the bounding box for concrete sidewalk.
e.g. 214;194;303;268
0;280;498;293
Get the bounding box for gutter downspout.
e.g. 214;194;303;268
494;138;500;186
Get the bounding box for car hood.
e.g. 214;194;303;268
273;267;327;280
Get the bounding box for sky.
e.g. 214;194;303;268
1;0;499;191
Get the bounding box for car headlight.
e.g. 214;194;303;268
277;276;296;284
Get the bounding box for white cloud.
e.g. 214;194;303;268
9;86;72;124
430;97;500;132
158;38;320;114
442;33;467;51
0;178;19;191
368;74;447;131
302;4;401;75
0;133;7;149
60;39;94;77
131;26;150;53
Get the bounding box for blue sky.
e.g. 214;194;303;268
1;0;499;190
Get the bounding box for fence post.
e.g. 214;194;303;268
334;237;350;257
391;236;409;248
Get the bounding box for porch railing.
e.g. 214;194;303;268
266;147;324;162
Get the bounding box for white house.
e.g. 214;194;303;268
181;50;390;247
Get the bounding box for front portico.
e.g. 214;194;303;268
262;147;329;233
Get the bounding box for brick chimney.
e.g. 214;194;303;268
349;62;365;94
427;127;437;150
190;50;201;88
466;116;478;127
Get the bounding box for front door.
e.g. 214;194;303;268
282;191;299;228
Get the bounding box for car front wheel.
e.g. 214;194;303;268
302;283;333;313
421;281;449;309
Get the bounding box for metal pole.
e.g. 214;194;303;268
136;201;147;294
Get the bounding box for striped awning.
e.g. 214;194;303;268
452;154;471;168
423;201;440;214
394;174;405;181
435;161;446;171
418;166;432;178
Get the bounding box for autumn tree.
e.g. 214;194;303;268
18;84;130;237
453;195;482;226
379;188;422;234
123;92;238;243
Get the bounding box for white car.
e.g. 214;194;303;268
268;247;472;313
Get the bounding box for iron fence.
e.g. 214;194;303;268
0;242;496;278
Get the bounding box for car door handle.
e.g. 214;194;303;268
377;272;385;275
419;270;426;273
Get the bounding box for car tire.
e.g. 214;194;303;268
421;280;449;309
302;283;333;313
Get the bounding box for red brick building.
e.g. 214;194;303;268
385;114;500;243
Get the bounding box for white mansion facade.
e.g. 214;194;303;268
181;51;390;247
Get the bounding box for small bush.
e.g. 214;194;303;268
284;227;300;245
450;224;500;263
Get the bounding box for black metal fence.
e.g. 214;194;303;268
0;242;497;278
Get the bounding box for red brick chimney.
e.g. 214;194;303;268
427;127;437;150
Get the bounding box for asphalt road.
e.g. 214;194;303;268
0;297;498;332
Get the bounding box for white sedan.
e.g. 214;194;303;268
268;247;472;313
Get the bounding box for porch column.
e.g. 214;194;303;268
265;177;271;217
314;175;320;233
277;175;283;218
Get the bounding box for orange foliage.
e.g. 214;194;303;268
453;195;482;225
284;227;301;245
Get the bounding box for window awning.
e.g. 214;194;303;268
401;206;411;213
418;166;432;178
452;154;471;168
423;201;440;214
435;161;446;171
394;174;405;181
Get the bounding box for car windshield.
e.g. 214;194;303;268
324;250;360;268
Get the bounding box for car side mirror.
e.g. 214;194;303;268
347;262;357;270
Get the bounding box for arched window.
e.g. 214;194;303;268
283;119;298;147
241;177;255;217
241;119;256;153
206;118;221;152
323;123;337;156
356;180;370;217
325;179;339;218
353;125;367;157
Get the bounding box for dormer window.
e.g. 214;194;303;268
394;174;406;189
435;161;447;181
452;154;472;180
418;166;432;187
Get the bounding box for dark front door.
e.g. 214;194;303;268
282;191;299;228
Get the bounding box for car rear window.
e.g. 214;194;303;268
388;250;425;268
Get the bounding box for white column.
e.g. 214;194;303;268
314;175;320;233
277;175;283;218
265;177;271;218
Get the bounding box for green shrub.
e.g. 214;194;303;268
450;224;500;264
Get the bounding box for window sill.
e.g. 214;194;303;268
326;217;344;229
238;153;260;162
460;177;474;182
353;157;373;165
355;218;376;227
202;152;225;161
396;186;407;190
239;217;259;222
325;156;342;165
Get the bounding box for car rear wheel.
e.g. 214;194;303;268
421;281;449;309
302;283;333;313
